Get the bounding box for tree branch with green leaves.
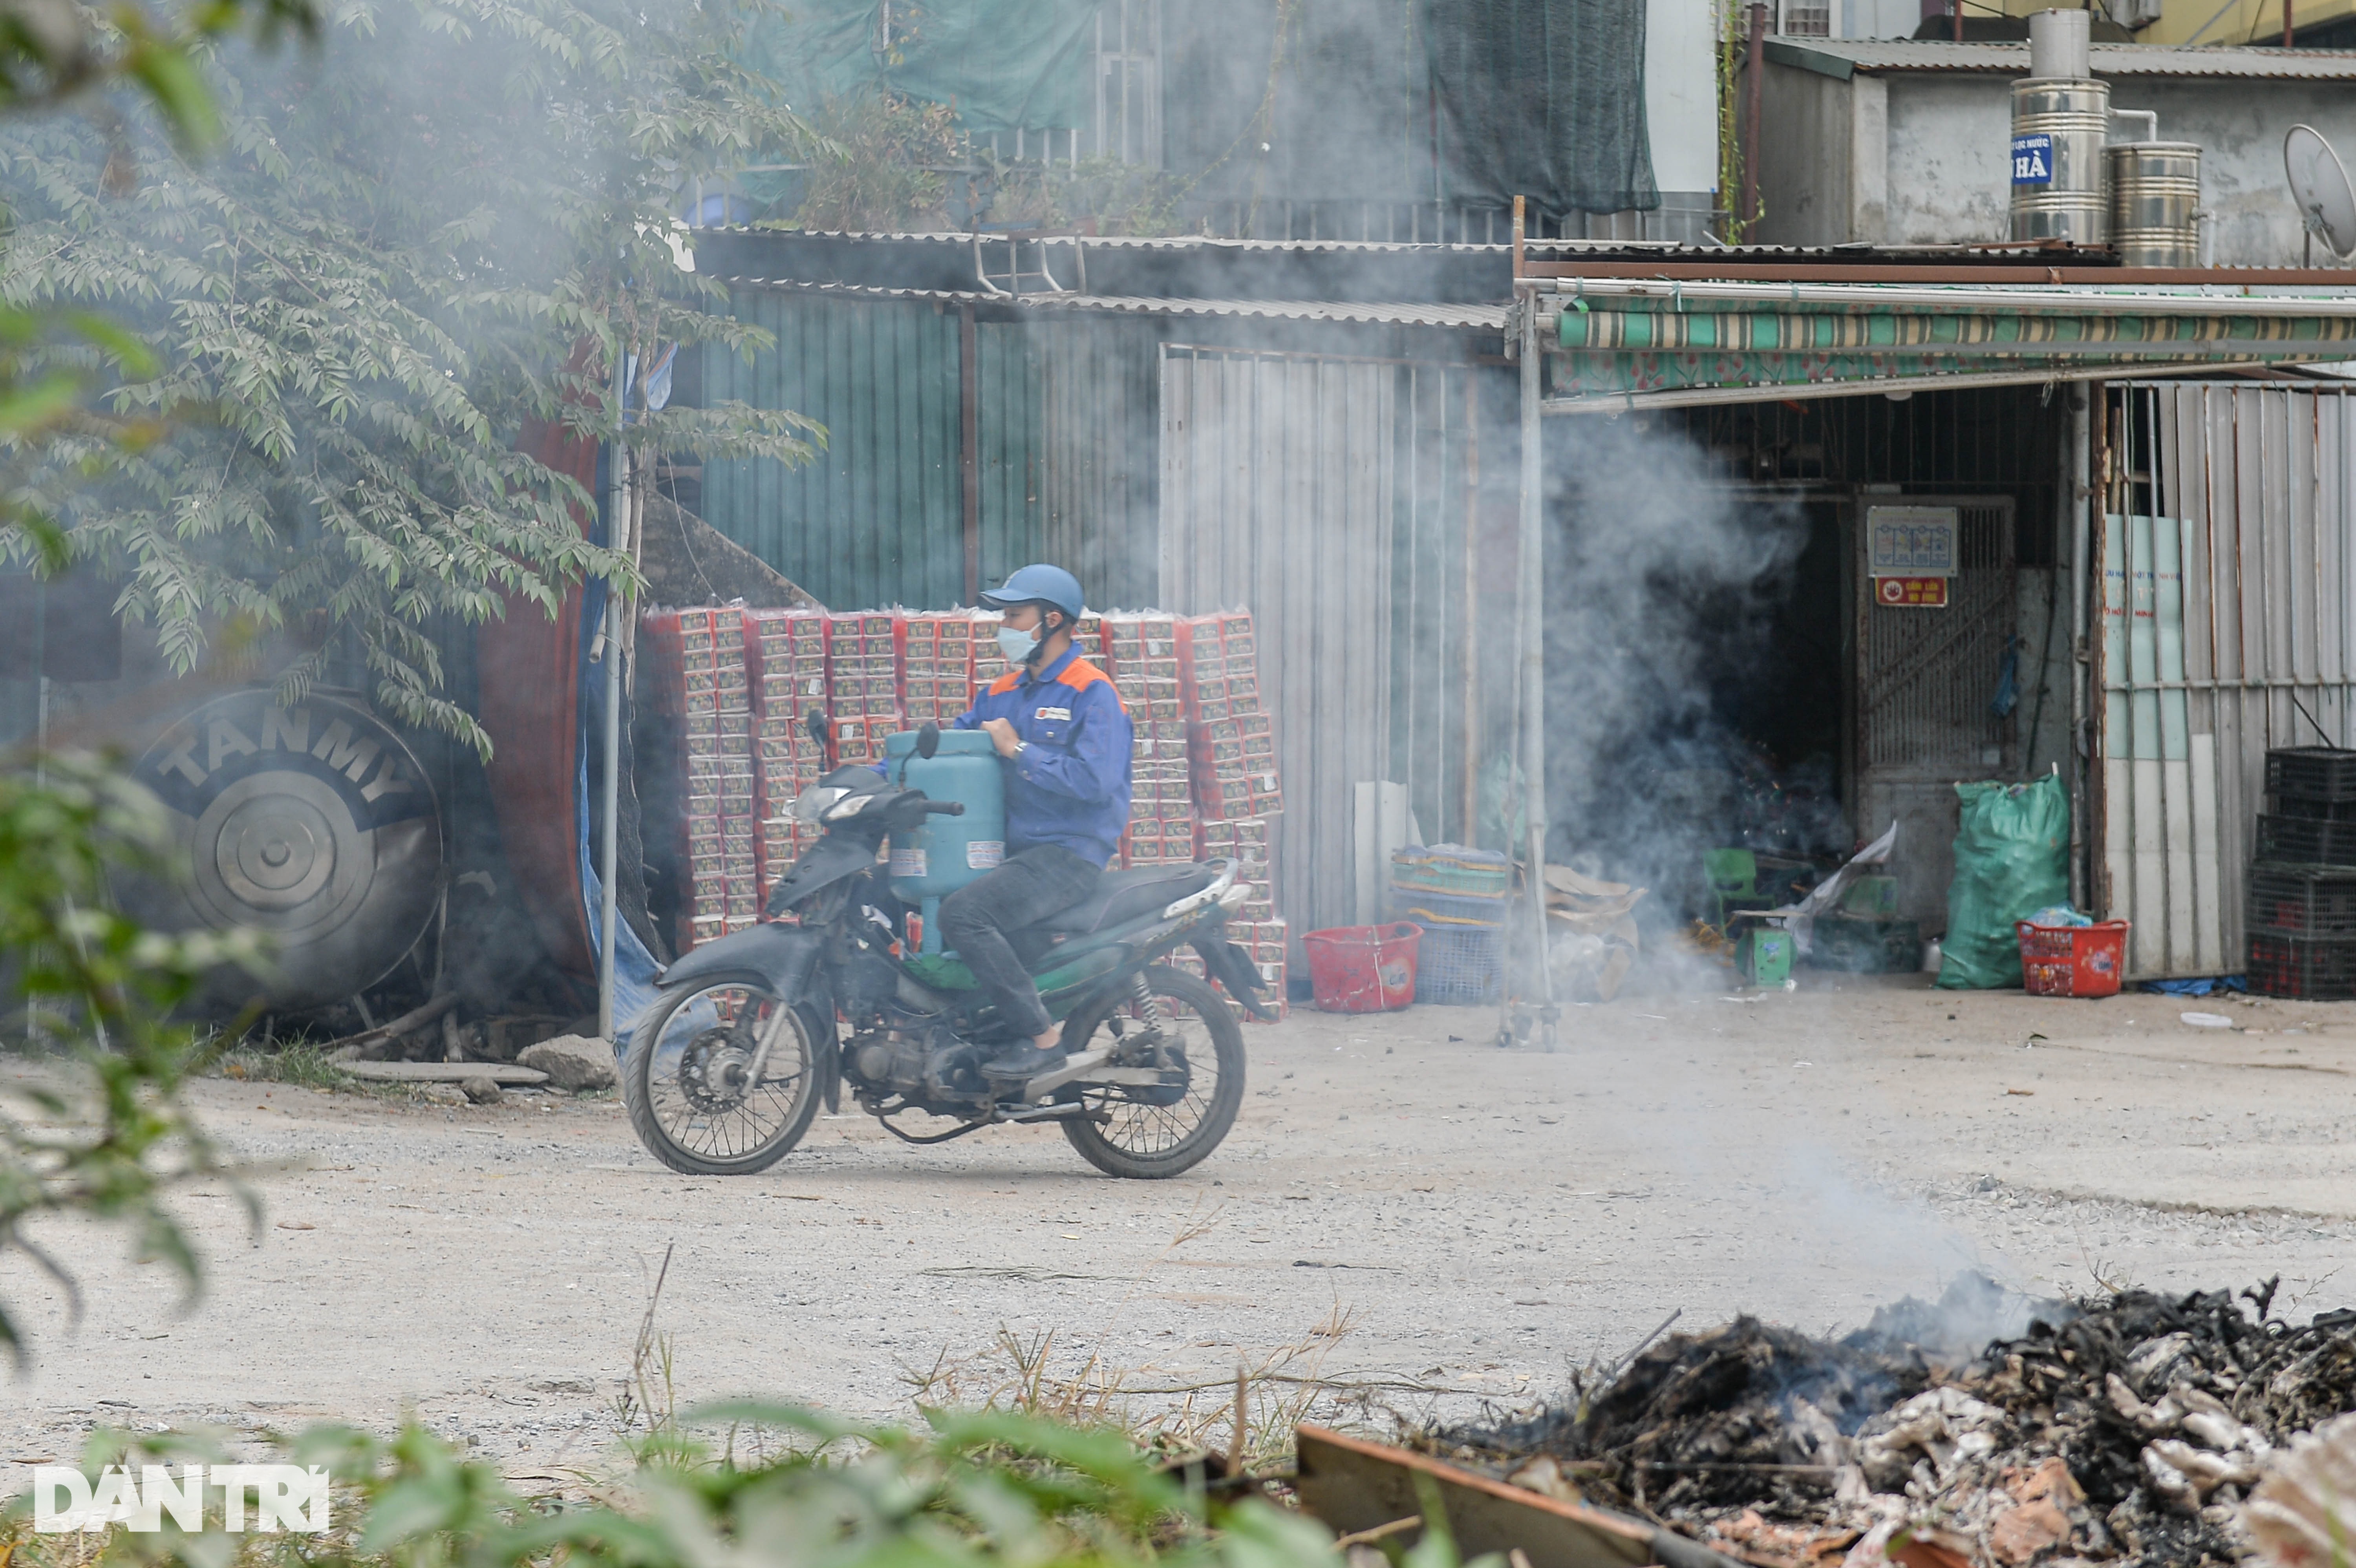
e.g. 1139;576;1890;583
2;0;825;757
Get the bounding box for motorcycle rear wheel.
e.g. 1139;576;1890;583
1059;964;1246;1179
622;972;823;1175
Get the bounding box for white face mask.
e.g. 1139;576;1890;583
996;624;1041;666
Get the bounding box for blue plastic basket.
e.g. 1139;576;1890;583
1411;921;1502;1005
1390;889;1508;928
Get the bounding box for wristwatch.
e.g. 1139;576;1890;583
1013;740;1029;756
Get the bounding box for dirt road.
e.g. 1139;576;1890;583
5;973;2354;1476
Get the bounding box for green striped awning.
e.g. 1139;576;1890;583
1534;281;2356;411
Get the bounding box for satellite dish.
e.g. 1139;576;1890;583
2286;124;2356;263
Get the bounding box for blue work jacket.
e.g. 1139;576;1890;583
953;645;1133;866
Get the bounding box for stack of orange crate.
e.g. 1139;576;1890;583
1101;613;1194;867
1180;611;1285;1015
826;611;902;763
746;609;829;903
901;612;985;723
643;606;759;952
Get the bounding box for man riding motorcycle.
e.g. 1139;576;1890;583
939;564;1133;1079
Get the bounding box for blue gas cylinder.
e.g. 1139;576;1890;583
882;729;1006;951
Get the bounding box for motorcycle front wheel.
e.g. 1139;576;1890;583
1058;964;1246;1179
621;972;823;1175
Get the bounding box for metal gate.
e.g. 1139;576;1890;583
1852;494;2019;932
2098;384;2356;978
1159;346;1397;946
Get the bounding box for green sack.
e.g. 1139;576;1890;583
1935;775;2070;991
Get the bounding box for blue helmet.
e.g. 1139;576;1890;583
979;563;1085;626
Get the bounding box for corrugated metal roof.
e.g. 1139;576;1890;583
716;276;1511;329
1765;36;2356;79
702;226;1524;254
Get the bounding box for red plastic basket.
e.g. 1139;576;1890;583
2015;919;2131;998
1302;923;1421;1013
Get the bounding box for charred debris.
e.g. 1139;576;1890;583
1419;1276;2356;1567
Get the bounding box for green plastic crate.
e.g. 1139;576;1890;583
1390;846;1511;899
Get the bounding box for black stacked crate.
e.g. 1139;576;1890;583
2249;747;2356;998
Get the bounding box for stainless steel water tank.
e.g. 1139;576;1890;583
2029;9;2091;81
2108;141;2202;268
2010;78;2111;246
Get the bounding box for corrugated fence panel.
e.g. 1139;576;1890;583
976;320;1046;596
1040;319;1162;610
1390;364;1480;849
700;293;966;610
2102;385;2356;978
1159;346;1396;947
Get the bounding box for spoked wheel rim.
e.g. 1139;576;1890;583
1079;1009;1222;1157
1061;965;1245;1178
640;982;813;1166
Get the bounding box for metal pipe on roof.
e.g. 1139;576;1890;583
1535;358;2219;414
1744;4;1768;241
1534;276;2356;314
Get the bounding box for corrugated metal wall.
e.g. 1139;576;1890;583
1038;320;1162;609
698;292;1046;610
2099;384;2356;978
701;295;1505;946
1390;364;1486;850
1159;346;1398;944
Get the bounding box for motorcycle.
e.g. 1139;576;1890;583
620;718;1276;1179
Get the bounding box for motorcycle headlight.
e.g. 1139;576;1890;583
823;792;873;822
792;786;847;823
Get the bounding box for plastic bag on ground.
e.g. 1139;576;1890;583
1936;776;2070;991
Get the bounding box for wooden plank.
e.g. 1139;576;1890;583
1291;1425;1738;1568
338;1062;550;1086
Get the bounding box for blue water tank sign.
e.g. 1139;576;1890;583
2012;133;2054;186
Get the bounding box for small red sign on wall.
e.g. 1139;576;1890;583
1875;575;1949;608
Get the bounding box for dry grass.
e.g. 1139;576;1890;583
896;1204;1441;1473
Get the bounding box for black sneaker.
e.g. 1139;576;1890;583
980;1042;1068;1079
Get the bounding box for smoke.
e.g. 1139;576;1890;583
1538;414;1835;926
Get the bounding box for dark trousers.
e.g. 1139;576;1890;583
938;844;1102;1041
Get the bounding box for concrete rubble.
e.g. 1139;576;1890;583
516;1035;619;1092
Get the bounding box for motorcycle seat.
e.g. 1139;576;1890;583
1033;863;1217;936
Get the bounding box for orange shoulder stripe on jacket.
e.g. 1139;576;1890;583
1054;658;1121;709
988;670;1022;695
1054;657;1110;691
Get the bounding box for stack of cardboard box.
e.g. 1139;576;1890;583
1178;612;1283;1011
642;607;759;951
1099;614;1195;867
746;609;829;905
900;612;985;724
826;612;902;764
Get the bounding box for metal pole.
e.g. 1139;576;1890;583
1460;374;1480;844
1516;278;1556;1049
959;304;981;604
2285;0;2295;49
2067;383;2090;912
598;359;628;1041
1743;3;1767;241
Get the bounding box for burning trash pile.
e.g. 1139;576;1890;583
1423;1278;2356;1567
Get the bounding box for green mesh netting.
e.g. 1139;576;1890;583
1424;0;1659;215
739;0;1096;136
